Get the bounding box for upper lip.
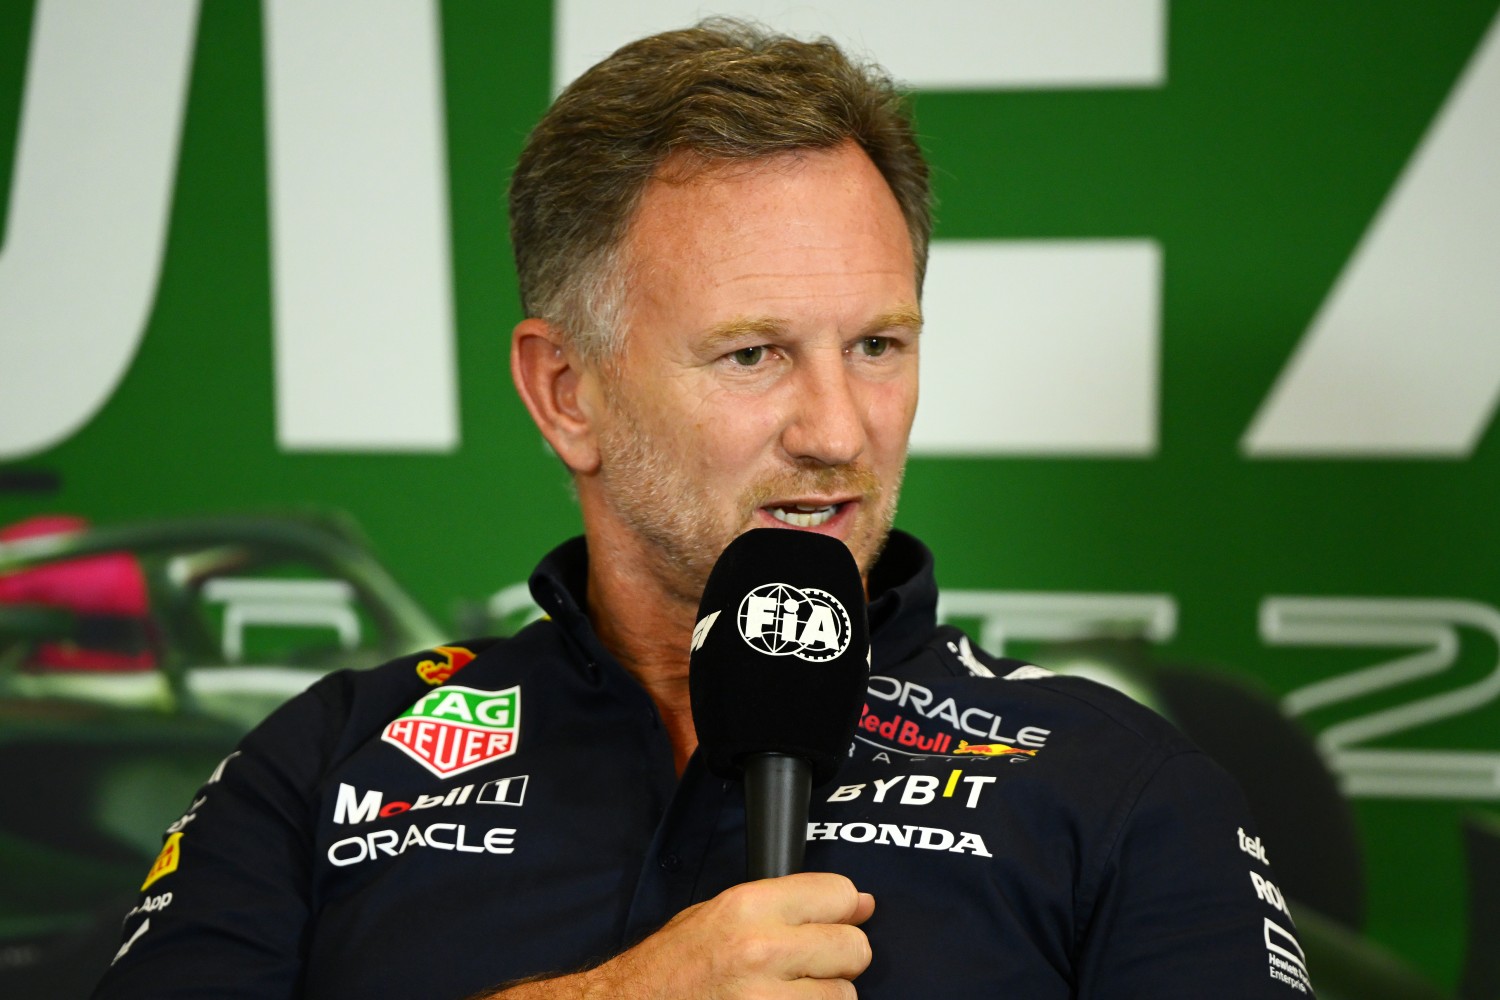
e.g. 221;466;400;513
760;496;857;510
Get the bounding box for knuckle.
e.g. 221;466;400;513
835;925;871;969
726;879;768;911
736;930;778;971
856;929;872;969
824;872;858;903
711;882;756;924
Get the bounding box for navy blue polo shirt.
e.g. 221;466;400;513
95;532;1313;999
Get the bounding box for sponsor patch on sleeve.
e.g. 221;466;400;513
141;832;183;890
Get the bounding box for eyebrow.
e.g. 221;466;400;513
866;306;924;337
697;306;923;352
698;317;786;353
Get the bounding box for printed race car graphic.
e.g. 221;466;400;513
0;513;446;997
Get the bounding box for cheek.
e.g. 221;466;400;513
698;419;774;479
693;391;787;466
864;380;919;449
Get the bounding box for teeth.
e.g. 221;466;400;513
770;505;836;527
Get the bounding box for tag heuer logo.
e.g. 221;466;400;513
381;685;520;779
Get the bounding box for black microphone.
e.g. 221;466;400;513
689;528;870;879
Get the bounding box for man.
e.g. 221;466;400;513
96;20;1310;999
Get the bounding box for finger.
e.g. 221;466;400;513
786;923;872;981
761;872;867;926
785;979;858;1000
849;891;875;925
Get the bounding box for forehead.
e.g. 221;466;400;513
616;143;916;334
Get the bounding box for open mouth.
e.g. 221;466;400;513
766;503;840;528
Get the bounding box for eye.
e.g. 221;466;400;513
857;337;891;358
730;345;767;366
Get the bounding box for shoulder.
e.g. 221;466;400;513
873;624;1197;761
250;630;558;766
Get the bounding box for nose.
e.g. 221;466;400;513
780;353;867;467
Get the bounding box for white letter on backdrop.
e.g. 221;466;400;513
263;0;459;451
0;0;199;459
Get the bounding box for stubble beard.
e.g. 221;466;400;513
595;396;904;605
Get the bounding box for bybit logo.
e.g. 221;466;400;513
738;583;851;662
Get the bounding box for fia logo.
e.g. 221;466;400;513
737;583;851;662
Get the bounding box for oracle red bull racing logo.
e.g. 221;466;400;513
381;685;520;779
737;583;851;662
857;677;1052;757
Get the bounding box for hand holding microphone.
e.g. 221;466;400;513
494;529;874;999
613;528;876;999
493;873;873;1000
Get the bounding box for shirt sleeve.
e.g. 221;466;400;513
1075;749;1316;999
91;675;347;999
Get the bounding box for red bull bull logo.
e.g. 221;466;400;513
953;740;1038;758
415;645;476;685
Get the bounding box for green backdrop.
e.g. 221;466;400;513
3;1;1497;992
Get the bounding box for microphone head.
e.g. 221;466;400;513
689;528;870;786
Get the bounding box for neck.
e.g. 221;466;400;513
583;527;701;775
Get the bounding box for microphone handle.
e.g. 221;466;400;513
744;752;812;880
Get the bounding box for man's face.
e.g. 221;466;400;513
587;142;921;602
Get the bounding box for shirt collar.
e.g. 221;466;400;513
528;529;940;670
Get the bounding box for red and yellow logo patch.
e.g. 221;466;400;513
142;832;183;890
953;740;1038;758
416;645;476;686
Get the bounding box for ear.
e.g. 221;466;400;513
510;318;602;474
